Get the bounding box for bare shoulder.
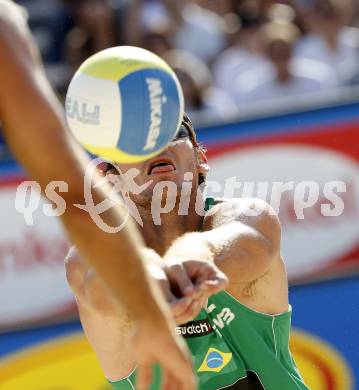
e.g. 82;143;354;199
63;248;135;379
210;199;287;313
64;245;78;263
64;246;125;315
205;197;281;243
64;246;88;292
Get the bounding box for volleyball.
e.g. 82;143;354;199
65;46;184;163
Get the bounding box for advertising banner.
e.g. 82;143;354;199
198;102;359;281
0;175;73;329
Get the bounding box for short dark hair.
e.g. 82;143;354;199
181;113;207;185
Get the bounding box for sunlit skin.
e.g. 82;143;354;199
67;126;288;382
65;133;234;381
107;135;209;255
0;2;211;388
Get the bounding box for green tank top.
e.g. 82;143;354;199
109;199;309;390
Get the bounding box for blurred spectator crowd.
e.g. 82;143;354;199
18;0;359;123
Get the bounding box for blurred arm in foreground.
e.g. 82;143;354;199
0;1;196;388
65;246;227;386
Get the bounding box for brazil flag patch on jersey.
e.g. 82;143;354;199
197;348;233;373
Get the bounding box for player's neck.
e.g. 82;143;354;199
139;197;204;256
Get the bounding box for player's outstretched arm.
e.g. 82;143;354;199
0;2;196;389
0;0;161;333
164;199;281;281
163;198;288;315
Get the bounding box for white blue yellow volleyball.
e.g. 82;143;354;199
65;46;184;163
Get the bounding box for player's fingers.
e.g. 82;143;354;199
158;277;176;303
164;360;196;390
175;298;203;325
171;296;193;318
171;355;197;390
165;264;195;296
136;361;153;390
160;337;196;390
161;369;170;390
162;370;180;390
156;278;194;322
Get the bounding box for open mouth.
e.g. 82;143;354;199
147;157;176;175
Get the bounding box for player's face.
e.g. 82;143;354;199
106;126;208;205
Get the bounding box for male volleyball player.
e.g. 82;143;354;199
66;114;309;389
0;2;209;388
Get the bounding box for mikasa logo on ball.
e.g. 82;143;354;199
66;96;100;125
144;78;167;150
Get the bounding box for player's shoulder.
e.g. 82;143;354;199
64;246;82;280
206;197;281;239
208;197;278;219
64;246;88;292
64;245;78;264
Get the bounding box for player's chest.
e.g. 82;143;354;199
176;307;265;390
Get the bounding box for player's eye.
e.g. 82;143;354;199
98;162;119;175
171;126;190;142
